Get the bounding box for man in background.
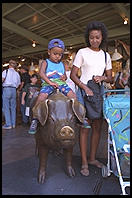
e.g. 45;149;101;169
18;65;31;125
2;60;21;129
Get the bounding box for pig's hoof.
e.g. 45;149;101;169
67;166;75;177
38;171;46;183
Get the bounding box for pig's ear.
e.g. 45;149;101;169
35;99;49;126
71;99;86;123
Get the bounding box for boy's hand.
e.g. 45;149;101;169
50;81;59;88
60;74;66;81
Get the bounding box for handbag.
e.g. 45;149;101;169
81;80;104;120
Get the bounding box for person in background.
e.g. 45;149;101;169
63;60;76;93
28;38;76;134
117;40;130;76
2;60;21;129
19;65;31;90
21;74;40;124
70;21;113;176
18;65;31;125
114;66;130;94
118;68;130;89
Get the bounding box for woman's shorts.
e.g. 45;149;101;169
40;84;72;96
76;87;85;106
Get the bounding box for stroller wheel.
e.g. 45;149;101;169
102;165;108;178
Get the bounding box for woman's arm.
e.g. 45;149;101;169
70;65;93;96
119;79;125;88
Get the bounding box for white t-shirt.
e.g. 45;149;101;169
73;47;112;84
2;68;21;88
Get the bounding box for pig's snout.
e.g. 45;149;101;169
60;126;74;137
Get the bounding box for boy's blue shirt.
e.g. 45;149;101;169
41;59;66;86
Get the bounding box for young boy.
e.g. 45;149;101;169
28;38;76;134
21;74;40;124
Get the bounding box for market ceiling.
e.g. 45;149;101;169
2;3;130;63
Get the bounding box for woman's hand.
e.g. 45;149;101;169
84;86;94;96
93;75;104;84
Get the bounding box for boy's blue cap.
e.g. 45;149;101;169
48;39;65;50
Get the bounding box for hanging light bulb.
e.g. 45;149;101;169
32;41;36;47
21;58;25;62
124;18;128;25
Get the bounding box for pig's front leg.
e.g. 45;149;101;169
63;147;75;177
38;144;49;183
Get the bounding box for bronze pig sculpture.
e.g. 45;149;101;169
30;91;85;183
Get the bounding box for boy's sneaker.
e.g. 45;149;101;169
82;119;91;128
28;119;38;134
2;124;12;129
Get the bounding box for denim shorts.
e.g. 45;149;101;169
40;84;72;96
76;87;85;106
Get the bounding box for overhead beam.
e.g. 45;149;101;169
25;3;69;34
2;23;130;59
2;45;47;58
42;3;84;33
2;18;49;46
2;36;85;58
111;3;130;24
16;7;47;24
108;26;130;38
2;3;24;17
29;3;88;31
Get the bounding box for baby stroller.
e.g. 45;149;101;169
102;89;130;195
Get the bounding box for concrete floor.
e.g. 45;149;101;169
2;118;130;195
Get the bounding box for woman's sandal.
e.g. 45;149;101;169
80;165;89;176
88;160;104;168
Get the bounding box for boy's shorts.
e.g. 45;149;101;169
40;84;72;96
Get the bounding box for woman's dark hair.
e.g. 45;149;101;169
85;21;108;48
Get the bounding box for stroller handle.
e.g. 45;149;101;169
103;88;130;94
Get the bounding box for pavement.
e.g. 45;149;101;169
2;121;130;195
